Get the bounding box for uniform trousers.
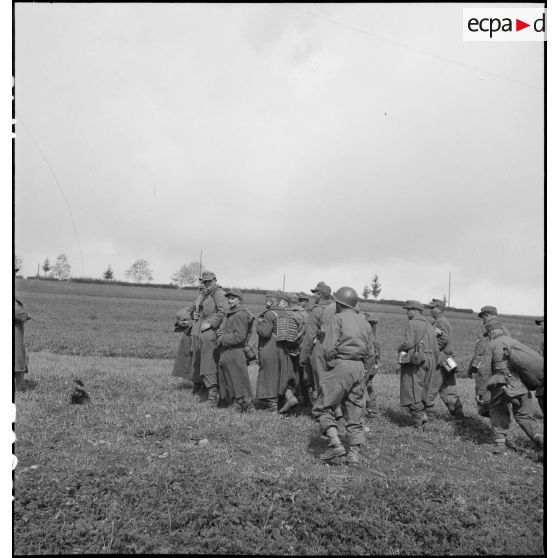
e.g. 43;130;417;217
191;329;219;388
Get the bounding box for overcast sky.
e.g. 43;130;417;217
14;3;544;315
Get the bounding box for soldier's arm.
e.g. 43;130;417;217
398;322;416;352
208;289;228;329
436;321;450;353
322;317;341;361
219;312;248;347
299;307;321;363
256;311;275;338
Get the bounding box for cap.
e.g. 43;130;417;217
426;298;445;309
199;271;216;282
297;292;310;301
310;281;332;296
224;289;243;300
288;293;299;304
535;317;544;325
402;300;424;311
485;320;504;332
478;305;497;317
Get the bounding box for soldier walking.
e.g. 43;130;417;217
423;299;465;421
216;290;254;412
312;287;375;466
397;301;439;427
479;320;543;453
186;271;227;406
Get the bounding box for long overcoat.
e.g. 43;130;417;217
14;298;29;372
398;315;439;407
255;308;279;400
217;305;253;401
172;331;193;377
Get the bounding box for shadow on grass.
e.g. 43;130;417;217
382;407;415;428
306;432;328;459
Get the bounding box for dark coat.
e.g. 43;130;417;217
14;297;29;373
172;331;192;378
187;284;227;337
256;308;279;400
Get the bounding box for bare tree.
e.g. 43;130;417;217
171;262;205;288
52;254;71;280
370;274;382;299
125;259;153;283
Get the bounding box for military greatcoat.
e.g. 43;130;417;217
14;297;29;373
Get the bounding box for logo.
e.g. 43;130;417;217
463;8;546;41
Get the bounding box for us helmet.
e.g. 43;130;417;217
333;286;358;309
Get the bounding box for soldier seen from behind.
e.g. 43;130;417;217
186;271;227;406
479;320;543;454
312;286;375;466
216;290;254;413
397;301;439;428
14;263;32;392
424;299;465;421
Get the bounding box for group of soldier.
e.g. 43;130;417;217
173;271;545;464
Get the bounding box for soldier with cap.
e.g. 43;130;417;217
479;319;543;453
397;301;439;427
312;286;375;466
172;289;200;380
216;290;254;412
255;292;281;411
534;316;545;414
185;271;227;406
468;306;510;417
14;264;31;391
362;312;381;418
423;299;465;421
299;282;337;402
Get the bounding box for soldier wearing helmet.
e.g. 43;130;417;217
424;299;465;421
397;301;439;428
312;286;376;466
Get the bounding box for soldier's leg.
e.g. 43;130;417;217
343;363;366;465
489;386;512;451
407;402;428;427
439;369;465;419
512;393;543;447
199;331;219;405
14;372;27;391
190;337;205;398
423;365;444;419
365;375;379;417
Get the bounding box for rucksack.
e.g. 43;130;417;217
504;341;544;390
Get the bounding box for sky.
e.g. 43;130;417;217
13;3;545;315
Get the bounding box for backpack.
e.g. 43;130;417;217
276;313;300;343
504;341;544;390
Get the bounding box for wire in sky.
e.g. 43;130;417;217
15;112;85;278
282;3;543;92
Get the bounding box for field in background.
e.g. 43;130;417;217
14;278;544;554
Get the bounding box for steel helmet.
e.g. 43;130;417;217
333;286;358;309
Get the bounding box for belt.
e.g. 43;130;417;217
335;355;364;362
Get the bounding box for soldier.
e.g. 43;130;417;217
468;305;510;417
186;271;227;406
275;293;306;413
171;305;194;380
534;317;544;414
299;282;337;402
312;287;375;466
363;312;381;418
424;299;465;421
216;290;254;412
397;301;439;427
297;292;311;312
479;320;543;453
14;264;31;391
255;292;281;411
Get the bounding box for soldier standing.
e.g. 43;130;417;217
186;271;227;406
397;301;439;427
424;299;465;421
255;292;281;411
363;312;381;418
297;292;311;311
299;282;336;403
216;290;254;412
14;265;31;392
479;320;543;453
534;317;545;414
312;287;375;466
171;305;194;380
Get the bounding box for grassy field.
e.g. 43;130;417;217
13;279;544;555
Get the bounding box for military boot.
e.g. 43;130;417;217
207;386;219;408
346;445;361;467
319;427;346;461
278;389;298;414
265;398;278;412
533;434;544;451
15;372;27;392
192;383;204;400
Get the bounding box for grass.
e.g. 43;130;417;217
13;279;544;554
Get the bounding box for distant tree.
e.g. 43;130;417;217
171;262;205;288
362;285;371;300
14;254;23;271
103;265;114;281
51;254;71;280
42;257;51;277
125;259;153;283
370;274;382;299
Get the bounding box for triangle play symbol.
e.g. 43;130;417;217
516;19;530;31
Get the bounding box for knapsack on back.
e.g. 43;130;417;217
504;341;544;390
275;312;300;343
